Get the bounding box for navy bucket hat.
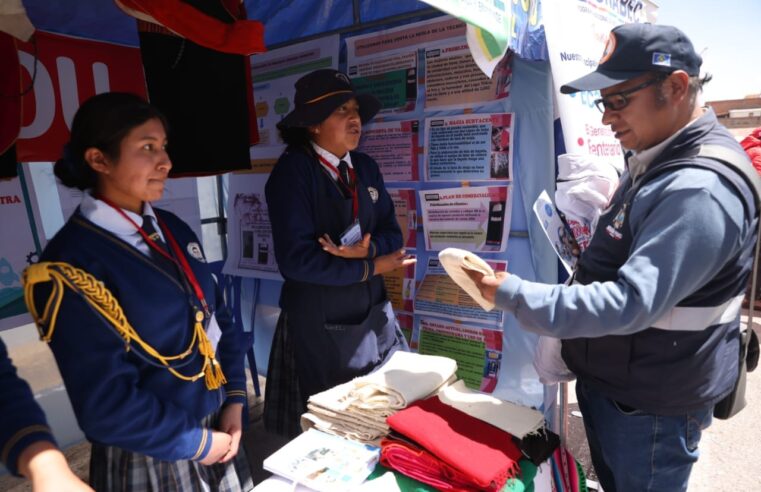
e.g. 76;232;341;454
277;69;381;129
560;23;702;94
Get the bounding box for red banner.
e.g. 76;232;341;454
16;31;146;162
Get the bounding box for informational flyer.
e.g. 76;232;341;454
0;178;36;331
533;191;577;275
250;35;340;160
387;188;417;250
224;173;281;280
358;120;420;182
418;316;503;393
382;256;416;313
348;51;418;114
414;257;506;327
425;113;514;181
419;185;511;252
424;42;511;110
346;16;466;60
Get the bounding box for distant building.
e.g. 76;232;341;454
706;95;761;140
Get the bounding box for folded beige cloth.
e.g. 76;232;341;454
437;380;545;439
350;351;458;409
300;407;387;444
438;248;496;311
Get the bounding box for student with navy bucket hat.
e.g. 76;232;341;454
263;69;414;437
468;23;759;492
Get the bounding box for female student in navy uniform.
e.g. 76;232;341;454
23;92;252;491
263;69;416;437
1;338;92;490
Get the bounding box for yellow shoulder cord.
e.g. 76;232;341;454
23;262;226;390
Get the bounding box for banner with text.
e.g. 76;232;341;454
358;120;420;182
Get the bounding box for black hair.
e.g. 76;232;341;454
278;126;312;149
53;92;167;190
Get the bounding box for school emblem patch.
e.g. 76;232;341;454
605;204;627;240
187;242;206;262
368;186;379;203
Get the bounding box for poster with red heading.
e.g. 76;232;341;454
388;188;417;250
16;31;147;163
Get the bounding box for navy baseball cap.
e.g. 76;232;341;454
560;23;702;94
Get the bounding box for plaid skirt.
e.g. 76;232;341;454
89;413;253;492
262;311;305;439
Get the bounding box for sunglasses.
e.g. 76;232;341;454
594;75;666;112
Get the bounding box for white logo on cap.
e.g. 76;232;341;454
652;52;671;67
335;73;351;85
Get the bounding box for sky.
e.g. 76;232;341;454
656;0;761;102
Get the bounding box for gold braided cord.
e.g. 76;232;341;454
23;262;226;390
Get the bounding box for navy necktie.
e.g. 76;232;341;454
142;215;176;277
337;160;352;189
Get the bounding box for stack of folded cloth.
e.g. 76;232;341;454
301;351;458;443
380;382;558;492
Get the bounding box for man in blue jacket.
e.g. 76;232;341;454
470;24;757;492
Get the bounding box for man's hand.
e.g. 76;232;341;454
318;233;371;259
216;403;244;463
374;249;416;276
465;270;509;304
199;430;233;465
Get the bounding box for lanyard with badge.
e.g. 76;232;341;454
317;154;363;246
94;196;226;388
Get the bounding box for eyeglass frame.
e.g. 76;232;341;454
593;74;668;113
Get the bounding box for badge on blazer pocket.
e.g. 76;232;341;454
367;186;379;203
187;242;206;262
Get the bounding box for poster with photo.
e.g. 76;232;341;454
358;120;420;182
414;257;506;327
224;173;281;280
425;113;514;181
418;316;503;393
347;51;418;114
382;256;416;313
533;190;577;275
419;185;511;252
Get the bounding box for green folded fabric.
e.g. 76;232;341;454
502;459;538;492
366;464;438;492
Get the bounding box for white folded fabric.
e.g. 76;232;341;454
437;380;545;439
533;335;575;384
350;351;458;409
438;247;496;311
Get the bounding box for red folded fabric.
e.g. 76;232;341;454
381;437;481;491
386;395;522;491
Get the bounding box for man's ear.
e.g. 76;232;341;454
665;70;690;102
84;148;110;174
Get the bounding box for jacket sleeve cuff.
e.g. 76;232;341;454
495;273;522;312
368;240;377;259
190;427;212;462
224;385;248;406
3;425;56;477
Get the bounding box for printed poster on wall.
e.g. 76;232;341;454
419;185;511;252
414;257;506;328
397;312;416;349
424;43;512;110
388;188;417;250
418;316;503;393
348;50;418;114
224;173;281;280
382;257;416;314
543;0;648;172
249;35;340;161
358;120;420;182
346;15;466;75
425;113;514;181
0;178;36;331
533;191;577;275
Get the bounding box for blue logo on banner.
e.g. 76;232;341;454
652;52;671;67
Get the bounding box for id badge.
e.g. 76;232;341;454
206;313;222;353
340;219;362;246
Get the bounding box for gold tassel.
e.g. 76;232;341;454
195;314;227;390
